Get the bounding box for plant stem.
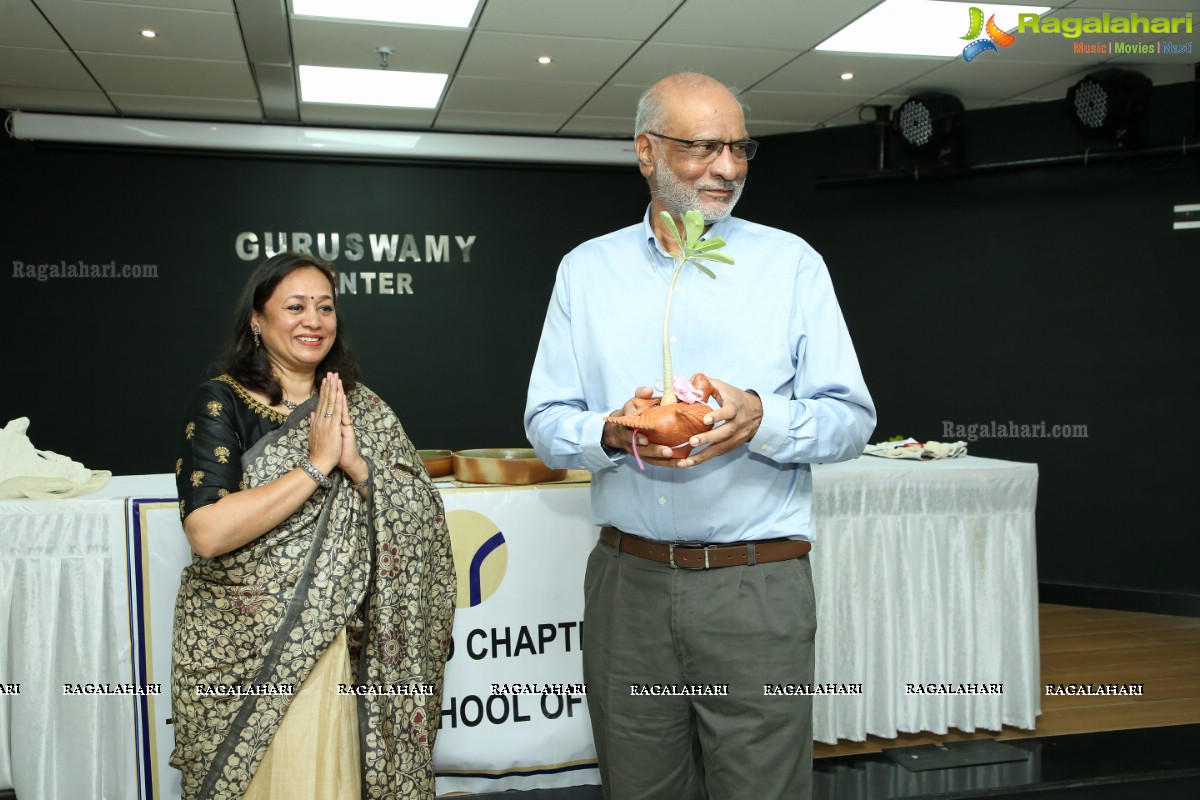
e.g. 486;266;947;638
661;256;686;406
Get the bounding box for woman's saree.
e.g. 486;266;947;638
171;385;456;800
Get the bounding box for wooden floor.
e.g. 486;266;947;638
815;603;1200;758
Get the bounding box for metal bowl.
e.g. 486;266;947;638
417;449;453;478
452;448;566;485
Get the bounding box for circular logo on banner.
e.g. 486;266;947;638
446;510;508;609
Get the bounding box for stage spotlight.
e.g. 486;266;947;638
1066;68;1151;147
894;92;965;161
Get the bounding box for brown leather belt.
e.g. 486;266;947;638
600;526;810;570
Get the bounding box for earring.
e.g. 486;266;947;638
251;325;261;349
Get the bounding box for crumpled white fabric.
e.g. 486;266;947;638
864;437;968;460
0;417;111;499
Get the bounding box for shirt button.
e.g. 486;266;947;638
669;336;677;344
674;284;683;292
658;496;666;505
761;444;770;451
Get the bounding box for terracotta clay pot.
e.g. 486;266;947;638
605;373;715;458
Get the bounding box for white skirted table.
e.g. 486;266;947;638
0;455;1039;799
808;455;1041;742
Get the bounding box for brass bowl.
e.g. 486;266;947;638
417;449;453;478
452;448;566;485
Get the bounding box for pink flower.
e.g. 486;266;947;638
673;376;703;404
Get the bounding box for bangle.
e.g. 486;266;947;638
349;472;370;491
300;458;333;488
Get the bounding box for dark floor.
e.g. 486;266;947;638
465;723;1200;800
1;725;1195;799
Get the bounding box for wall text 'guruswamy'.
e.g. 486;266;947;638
234;231;478;296
235;232;476;264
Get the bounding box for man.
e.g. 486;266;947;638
524;72;875;799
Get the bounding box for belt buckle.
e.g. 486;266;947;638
668;543;711;570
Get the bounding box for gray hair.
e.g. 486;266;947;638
634;72;748;138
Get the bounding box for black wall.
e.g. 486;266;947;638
3;79;1197;611
737;80;1199;612
0;135;643;470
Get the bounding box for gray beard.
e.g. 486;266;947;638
654;154;745;224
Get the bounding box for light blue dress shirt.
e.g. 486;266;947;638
524;209;876;543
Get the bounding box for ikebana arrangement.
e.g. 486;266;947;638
606;210;733;467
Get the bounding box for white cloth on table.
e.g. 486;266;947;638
0;493;136;799
864;438;968;460
809;455;1040;742
0;417;111;499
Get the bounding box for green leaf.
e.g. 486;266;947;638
691;238;727;252
660;211;685;251
690;263;717;279
682;210;704;247
692;251;734;265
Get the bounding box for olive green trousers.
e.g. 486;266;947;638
583;534;817;800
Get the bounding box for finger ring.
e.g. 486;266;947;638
323;412;334;418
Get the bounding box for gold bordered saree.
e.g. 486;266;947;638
171;385;455;800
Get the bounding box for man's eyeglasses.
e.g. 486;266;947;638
646;132;759;161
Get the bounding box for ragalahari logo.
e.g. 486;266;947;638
961;6;1016;62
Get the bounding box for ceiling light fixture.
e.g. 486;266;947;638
1066;68;1152;148
291;0;480;29
298;65;447;109
841;72;854;81
538;56;553;65
894;92;965;161
816;0;1049;58
140;29;157;38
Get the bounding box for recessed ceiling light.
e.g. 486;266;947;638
538;56;553;65
292;0;480;29
841;72;854;81
816;0;1050;58
140;29;157;38
298;65;447;109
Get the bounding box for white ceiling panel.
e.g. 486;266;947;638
0;46;99;90
0;0;68;48
36;0;247;61
0;0;1191;139
756;52;945;96
442;75;600;114
476;0;681;40
610;43;802;89
573;83;647;118
78;53;257;98
1058;0;1199;9
289;18;469;72
457;31;641;82
652;0;881;52
95;0;234;10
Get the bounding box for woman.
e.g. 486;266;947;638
171;252;455;800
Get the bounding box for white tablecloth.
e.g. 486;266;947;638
0;457;1039;799
0;476;172;800
809;456;1041;741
